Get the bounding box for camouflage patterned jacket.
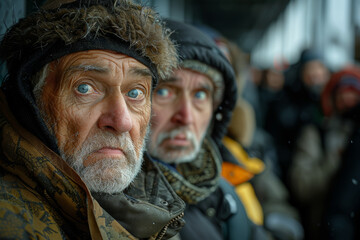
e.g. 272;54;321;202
0;93;185;240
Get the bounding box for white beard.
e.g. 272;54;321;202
148;127;204;164
60;130;145;194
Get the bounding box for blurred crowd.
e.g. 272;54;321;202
208;31;360;240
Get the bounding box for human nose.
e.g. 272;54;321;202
98;94;133;134
170;94;194;125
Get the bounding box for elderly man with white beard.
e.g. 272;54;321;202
147;20;264;240
0;0;185;239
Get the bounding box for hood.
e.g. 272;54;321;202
0;0;178;154
164;19;237;146
322;67;360;117
284;48;325;101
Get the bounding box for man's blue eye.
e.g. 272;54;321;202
156;88;169;97
77;84;90;94
127;89;143;99
195;91;207;100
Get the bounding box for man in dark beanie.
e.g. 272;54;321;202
0;0;185;239
147;19;269;240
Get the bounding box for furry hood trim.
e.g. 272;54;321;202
0;0;178;154
0;0;178;81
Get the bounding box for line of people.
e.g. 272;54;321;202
1;0;356;239
0;0;287;239
242;47;360;239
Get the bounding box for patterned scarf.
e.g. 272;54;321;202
155;137;222;204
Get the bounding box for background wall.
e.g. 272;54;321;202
0;0;25;83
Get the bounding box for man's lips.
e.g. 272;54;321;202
163;133;190;146
84;147;125;167
96;147;124;155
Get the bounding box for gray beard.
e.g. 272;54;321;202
148;127;205;164
60;130;146;194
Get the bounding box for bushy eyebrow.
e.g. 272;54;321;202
160;76;214;92
65;65;153;80
199;82;214;92
130;67;153;78
162;76;178;83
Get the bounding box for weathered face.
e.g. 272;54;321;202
302;60;330;92
40;50;152;193
148;68;214;164
335;88;360;114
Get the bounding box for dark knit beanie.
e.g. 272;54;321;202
164;19;237;147
299;48;323;66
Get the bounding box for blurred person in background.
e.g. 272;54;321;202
147;19;259;240
264;48;331;183
322;68;360;239
255;67;286;177
288;67;360;240
257;68;285;129
196;25;304;240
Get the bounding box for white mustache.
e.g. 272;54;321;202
156;127;196;146
68;131;137;170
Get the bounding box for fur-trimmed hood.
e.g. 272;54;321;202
0;0;178;153
0;0;177;81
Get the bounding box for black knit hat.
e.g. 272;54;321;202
164;19;237;146
0;0;178;153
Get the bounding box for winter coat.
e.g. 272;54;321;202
153;137;252;240
181;178;253;240
222;137;303;240
323;127;360;240
222;136;265;226
288;119;353;240
0;92;185;240
289;118;352;204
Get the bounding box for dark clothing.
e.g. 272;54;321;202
181;178;252;240
264;62;324;181
182;204;223;240
153;138;253;240
323;127;360;240
291;68;360;240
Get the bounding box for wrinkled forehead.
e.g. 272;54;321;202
162;68;214;90
57;50;147;68
51;50;152;79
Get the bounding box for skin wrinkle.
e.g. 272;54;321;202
40;63;67;140
45;51;151;155
148;68;214;164
38;50;152;193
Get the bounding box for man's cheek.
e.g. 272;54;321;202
56;110;83;155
